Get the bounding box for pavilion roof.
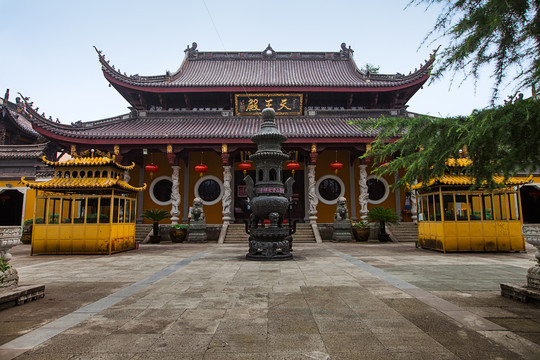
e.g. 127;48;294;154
411;174;533;190
21;176;146;192
95;44;436;91
42;155;135;170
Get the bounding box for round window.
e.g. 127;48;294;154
316;175;345;205
195;175;223;206
367;176;390;204
149;176;173;206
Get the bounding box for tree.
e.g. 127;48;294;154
360;63;380;74
363;98;540;189
142;209;171;236
360;1;540;188
412;0;540;98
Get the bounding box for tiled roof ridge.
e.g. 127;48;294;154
1;97;42;139
94;44;438;88
0;142;49;151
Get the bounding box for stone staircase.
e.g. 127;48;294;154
222;223;316;243
223;224;249;243
292;223;317;243
387;222;418;242
135;224;153;243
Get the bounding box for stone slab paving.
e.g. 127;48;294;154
0;242;539;359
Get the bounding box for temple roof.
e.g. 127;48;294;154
96;43;436;92
22;107;402;145
1;97;42;140
0;143;49;160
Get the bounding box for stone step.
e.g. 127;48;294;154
135;224;153;243
223;223;316;243
387;222;418;242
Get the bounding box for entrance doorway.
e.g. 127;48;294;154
521;185;540;223
0;189;24;226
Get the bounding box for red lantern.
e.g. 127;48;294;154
145;163;159;178
286;161;300;177
239;161;252;176
330;161;343;175
195;163;208;177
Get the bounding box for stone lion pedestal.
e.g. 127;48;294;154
332;197;353;242
501;224;540;304
0;226;45;309
187;197;207;243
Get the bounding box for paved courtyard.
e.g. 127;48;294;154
1;241;540;359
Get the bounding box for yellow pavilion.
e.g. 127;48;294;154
413;158;532;253
21;152;146;255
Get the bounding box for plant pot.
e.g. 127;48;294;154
352;227;370;242
378;233;391;242
149;235;161;244
169;228;188;243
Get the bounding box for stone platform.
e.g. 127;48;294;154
0;284;45;310
1;242;540;359
501;283;540;305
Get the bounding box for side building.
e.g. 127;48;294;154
0;93;58;227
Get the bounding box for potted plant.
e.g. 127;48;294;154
169;224;189;243
351;220;370;242
367;207;399;242
142;209;171;243
21;218;44;244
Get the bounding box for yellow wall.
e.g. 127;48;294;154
0;181;37;224
141;152;182;223
188;151;223;224
140;151;224;224
316;150;352;223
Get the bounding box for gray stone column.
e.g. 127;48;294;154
411;180;418;224
307;164;322;243
170;165;181;225
222;165;233;224
307;164;318;223
358;164;369;221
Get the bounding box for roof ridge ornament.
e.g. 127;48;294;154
340;43;354;59
185;42;198;58
262;44;276;59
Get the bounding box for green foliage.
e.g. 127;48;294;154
367;207;400;234
24;218;44;225
171;224;189;229
359;98;540;189
351;220;369;228
142;209;171;222
360;63;380;74
0;257;12;284
411;0;540;98
367;207;400;225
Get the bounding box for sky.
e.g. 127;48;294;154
0;0;524;123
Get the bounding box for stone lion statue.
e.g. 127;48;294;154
191;197;205;222
334;196;349;221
